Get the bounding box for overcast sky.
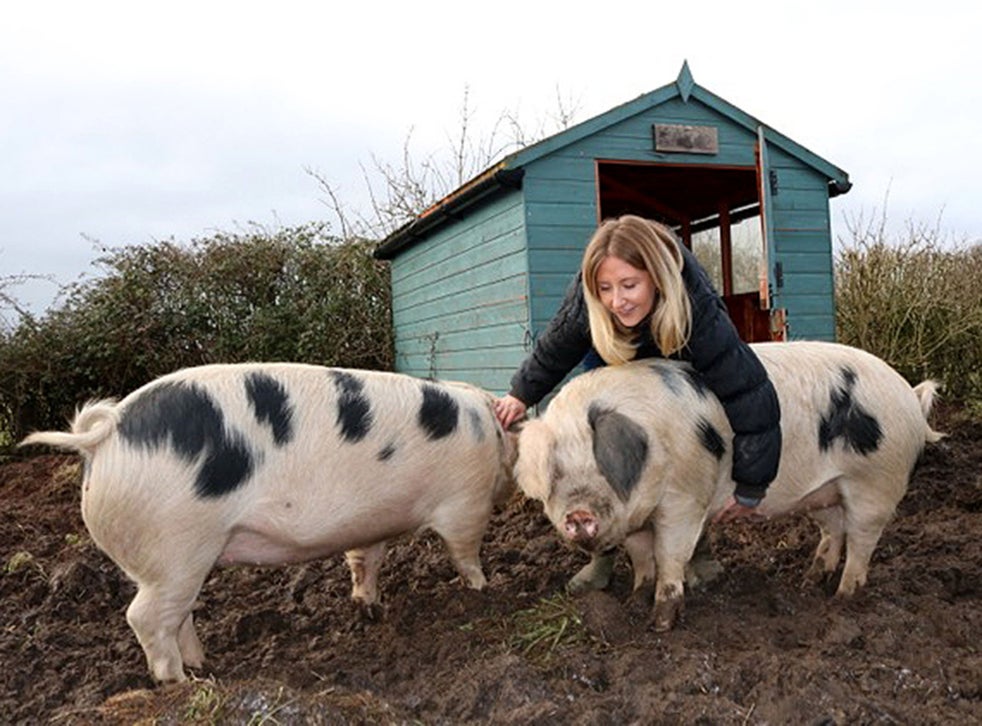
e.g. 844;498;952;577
3;1;980;315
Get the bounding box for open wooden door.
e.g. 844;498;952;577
595;159;779;343
755;126;787;340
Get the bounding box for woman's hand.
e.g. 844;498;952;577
494;394;527;429
712;495;765;524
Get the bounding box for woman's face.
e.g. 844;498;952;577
595;255;656;328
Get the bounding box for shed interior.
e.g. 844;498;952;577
596;160;775;342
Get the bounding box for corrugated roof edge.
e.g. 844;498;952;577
373;165;525;260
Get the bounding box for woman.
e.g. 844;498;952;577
494;214;781;522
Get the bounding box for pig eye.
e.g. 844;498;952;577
549;456;564;482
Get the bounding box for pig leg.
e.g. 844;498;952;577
126;573;208;683
345;541;387;606
837;487;898;596
623;528;721;596
685;530;723;588
565;529;676;596
804;506;846;586
622;527;720;590
568;552;616;594
177;612;205;669
837;521;885;596
440;533;487;590
431;507;490;590
623;528;656;592
651;500;706;631
120;532;222;683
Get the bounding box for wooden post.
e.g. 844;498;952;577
719;202;733;297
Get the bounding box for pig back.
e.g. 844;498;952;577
751;342;933;476
83;363;508;557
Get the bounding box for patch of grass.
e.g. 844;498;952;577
5;550;44;578
183;676;227;723
508;593;586;665
240;685;297;726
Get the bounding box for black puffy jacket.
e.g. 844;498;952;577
508;244;782;499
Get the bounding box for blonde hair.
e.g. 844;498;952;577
582;215;692;364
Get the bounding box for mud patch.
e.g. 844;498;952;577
1;406;980;723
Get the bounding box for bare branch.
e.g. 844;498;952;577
304;167;348;239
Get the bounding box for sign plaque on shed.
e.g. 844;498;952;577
654;123;719;154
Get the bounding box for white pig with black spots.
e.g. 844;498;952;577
515;341;944;631
21;363;515;683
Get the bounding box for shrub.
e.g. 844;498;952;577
835;216;982;406
0;223;392;441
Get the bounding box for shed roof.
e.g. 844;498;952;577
375;62;850;260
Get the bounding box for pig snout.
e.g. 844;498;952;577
564;509;599;542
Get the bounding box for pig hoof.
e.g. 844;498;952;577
685;557;724;589
567;576;595;595
354;601;383;622
628;583;655;610
802;565;838;594
651;614;676;632
650;593;684;632
651;610;675;632
567;573;609;595
833;583;862;600
567;553;615;594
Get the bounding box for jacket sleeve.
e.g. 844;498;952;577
681;251;782;499
509;273;593;407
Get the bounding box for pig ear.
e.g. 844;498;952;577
588;404;649;502
515;419;554;502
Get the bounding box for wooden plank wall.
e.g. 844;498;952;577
388;191;529;392
766;144;837;340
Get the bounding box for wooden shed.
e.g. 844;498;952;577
374;62;851;394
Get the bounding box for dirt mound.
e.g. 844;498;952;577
2;407;979;724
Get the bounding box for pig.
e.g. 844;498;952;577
515;341;944;631
20;363;515;682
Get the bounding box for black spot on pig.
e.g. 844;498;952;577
680;367;710;398
648;362;685;396
697;418;726;460
419;385;459;440
467;408;486;441
819;367;883;455
119;381;254;498
330;370;373;442
650;361;708;399
587;404;649;502
245;372;294;446
377;443;396;461
648;360;682;396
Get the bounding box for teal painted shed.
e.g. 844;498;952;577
374;62;851;394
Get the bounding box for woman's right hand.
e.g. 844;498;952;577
494;394;527;429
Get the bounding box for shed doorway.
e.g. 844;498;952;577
596;160;778;343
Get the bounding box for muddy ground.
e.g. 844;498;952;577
1;404;979;725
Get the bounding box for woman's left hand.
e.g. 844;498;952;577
712;496;765;524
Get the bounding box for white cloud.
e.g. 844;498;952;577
2;1;981;313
